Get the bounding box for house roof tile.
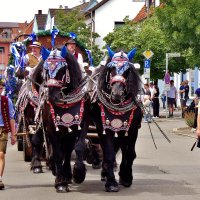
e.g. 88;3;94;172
0;22;19;28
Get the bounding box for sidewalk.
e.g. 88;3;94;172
151;107;196;138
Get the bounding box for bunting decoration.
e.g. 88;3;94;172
85;49;93;67
51;28;59;47
69;32;77;40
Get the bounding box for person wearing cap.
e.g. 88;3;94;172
65;39;84;73
0;80;16;190
23;41;42;68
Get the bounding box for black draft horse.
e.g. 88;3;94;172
91;47;143;192
36;46;90;192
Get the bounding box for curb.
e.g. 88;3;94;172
172;127;196;138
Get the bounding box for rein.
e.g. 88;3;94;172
97;89;136;112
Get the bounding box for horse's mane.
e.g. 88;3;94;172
65;52;82;89
98;59;142;100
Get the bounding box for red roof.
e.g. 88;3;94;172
133;5;148;22
133;3;164;22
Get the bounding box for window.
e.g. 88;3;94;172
114;21;125;28
0;47;4;53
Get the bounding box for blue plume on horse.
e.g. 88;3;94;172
127;48;137;60
106;45;115;59
41;47;50;61
61;46;67;58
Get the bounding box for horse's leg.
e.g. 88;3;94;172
118;129;138;187
73;101;90;184
119;108;142;187
62;134;76;184
73;124;87;183
31;128;43;173
102;131;119;192
49;133;69;193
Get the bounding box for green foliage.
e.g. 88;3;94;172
104;16;171;79
156;0;200;66
55;9;103;65
184;111;195;127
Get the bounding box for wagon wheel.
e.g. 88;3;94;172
17;135;23;151
23;134;32;162
17;123;24;151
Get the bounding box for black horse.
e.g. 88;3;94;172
90;47;143;192
35;46;90;192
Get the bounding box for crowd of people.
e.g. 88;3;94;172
141;79;193;123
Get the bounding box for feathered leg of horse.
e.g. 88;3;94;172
31;128;43;173
73;99;90;183
118;107;142;187
101;130;119;192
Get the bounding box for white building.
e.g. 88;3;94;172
84;0;160;49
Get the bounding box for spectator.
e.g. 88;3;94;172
179;81;185;118
152;85;160;118
149;82;155;100
161;90;166;110
184;80;190;105
167;80;177;117
142;83;152;123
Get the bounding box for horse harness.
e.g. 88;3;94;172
97;74;138;137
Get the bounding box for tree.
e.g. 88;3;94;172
104;15;175;79
156;0;200;67
55;9;103;66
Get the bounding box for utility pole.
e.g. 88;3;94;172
146;0;150;18
90;11;93;53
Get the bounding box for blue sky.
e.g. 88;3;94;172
0;0;84;22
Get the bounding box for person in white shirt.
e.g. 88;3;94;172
65;39;84;73
167;80;177;117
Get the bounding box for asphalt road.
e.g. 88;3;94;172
1;110;200;200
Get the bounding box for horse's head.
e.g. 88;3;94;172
99;47;142;105
42;46;82;103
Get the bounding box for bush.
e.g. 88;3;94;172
184;111;195;127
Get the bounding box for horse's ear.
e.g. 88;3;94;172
41;47;50;61
106;45;115;59
127;48;137;61
61;46;67;58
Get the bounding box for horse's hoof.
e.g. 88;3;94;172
56;185;70;193
105;179;119;192
33;167;43;174
101;170;107;181
73;163;86;184
92;162;101;169
119;177;132;187
105;185;119;192
101;175;106;182
67;178;72;184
